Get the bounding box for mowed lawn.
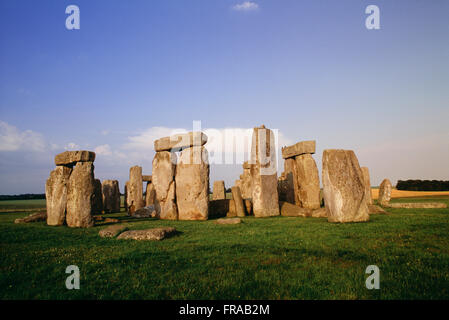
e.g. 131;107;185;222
0;197;448;300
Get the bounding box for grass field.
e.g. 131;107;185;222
1;196;448;300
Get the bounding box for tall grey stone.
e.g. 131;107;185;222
46;166;72;226
153;151;178;220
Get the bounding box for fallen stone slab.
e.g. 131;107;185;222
14;211;47;224
310;207;328;218
154;132;208;152
385;202;447;209
117;227;177;241
279;201;310;217
133;206;157;218
282;140;316;159
368;204;387;214
215;217;241;225
55;151;96;166
99;224;128;238
104;218;120;223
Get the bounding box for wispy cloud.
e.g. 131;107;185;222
232;1;259;11
0;121;46;152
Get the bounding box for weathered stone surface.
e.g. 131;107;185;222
215;217;241;225
66;161;95;228
322;149;370;223
310;207;328;218
102;180;120;213
242;161;251;170
385;202;447;209
124;181;128;210
231;186;245;217
142;175;152;182
133;206;157;218
295;154;321;209
250;125;280;217
175;146;209;220
241;167;253;199
282;141;316;159
368;204;387;214
99;224;128;238
15;211;47;224
361;167;373;205
117;227;177;241
212;180;226;200
46;166;72;226
92;179;103;214
128;166;145;215
145;182;156;206
55;150;96;166
209;199;230;218
153;151;178;220
154;132;208;152
378;179;392;206
279;201;310;217
104;218;120;223
244;199;252;215
278;158;297;204
227;199;236;217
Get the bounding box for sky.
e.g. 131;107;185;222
0;0;448;194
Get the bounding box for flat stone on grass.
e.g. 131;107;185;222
215;217;242;225
99;224;129;238
117;227;177;240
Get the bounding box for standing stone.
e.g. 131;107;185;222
128;166;145;215
153;151;178;220
241;163;253;199
278;158;297;204
322;150;369;223
175;146;209;220
212;180;226;200
66;162;95;228
145;182;156;206
92;179;103;214
250;125;280;217
231;186;245;217
295;154;321;209
378;179;392;206
124;181;129;210
361;167;373;205
244;199;252;215
102;180;120;213
46;166;72;226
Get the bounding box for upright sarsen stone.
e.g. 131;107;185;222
322;149;369;223
66;162;95;228
175;146;209;220
92;179;103;214
295;154;320;209
46;166;72;226
241;162;253;199
102;180;120;213
250;125;280;217
128;166;145;215
212;180;226;200
124;181;129;210
378;179;392;206
361;167;373;205
153;151;178;220
231;186;245;217
145;182;156;206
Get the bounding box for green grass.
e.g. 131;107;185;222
1;197;448;300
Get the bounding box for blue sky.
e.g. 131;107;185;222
1;0;448;194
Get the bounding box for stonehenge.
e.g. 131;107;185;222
322;149;370;223
44;125;445;229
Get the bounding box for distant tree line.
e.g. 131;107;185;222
0;194;46;201
396;180;449;191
